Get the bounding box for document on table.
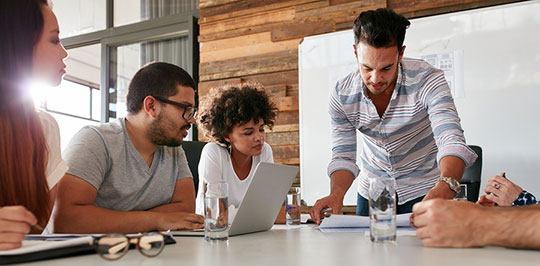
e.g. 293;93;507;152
318;213;415;233
0;236;93;256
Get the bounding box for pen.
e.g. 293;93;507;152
494;173;507;206
32;223;44;232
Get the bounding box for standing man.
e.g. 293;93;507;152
54;62;204;233
310;8;477;223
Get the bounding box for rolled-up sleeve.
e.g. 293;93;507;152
327;81;360;178
421;70;478;167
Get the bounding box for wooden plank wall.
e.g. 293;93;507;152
197;0;523;185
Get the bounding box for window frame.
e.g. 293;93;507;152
60;0;199;125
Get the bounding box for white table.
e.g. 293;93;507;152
20;225;540;266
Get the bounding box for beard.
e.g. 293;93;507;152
148;113;190;147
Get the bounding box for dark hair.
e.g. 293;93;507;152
0;0;51;227
126;62;196;114
197;83;278;146
353;8;410;53
0;0;47;100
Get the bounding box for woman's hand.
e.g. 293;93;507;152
0;206;37;250
480;173;523;206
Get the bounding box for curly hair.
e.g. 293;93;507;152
197;83;278;146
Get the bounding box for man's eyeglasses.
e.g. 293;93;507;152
94;232;166;260
152;95;197;121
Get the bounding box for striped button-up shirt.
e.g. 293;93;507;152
328;58;478;204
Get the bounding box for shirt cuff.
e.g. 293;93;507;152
437;144;478;167
327;160;359;178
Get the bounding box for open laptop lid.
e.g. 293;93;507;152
228;162;298;236
173;162;298;237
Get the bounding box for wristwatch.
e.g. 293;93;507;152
439;176;461;194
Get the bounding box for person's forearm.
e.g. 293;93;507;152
54;205;163;234
439;155;465;182
149;200;194;213
480;205;540;249
330;170;355;199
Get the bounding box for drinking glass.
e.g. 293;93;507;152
286;187;301;225
368;177;397;242
204;182;229;241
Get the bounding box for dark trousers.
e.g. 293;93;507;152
356;193;424;216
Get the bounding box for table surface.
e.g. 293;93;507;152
18;225;540;266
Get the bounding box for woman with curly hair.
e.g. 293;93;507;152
195;84;278;221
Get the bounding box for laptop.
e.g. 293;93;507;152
173;162;298;237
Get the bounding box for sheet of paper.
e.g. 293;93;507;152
271;224;310;230
0;236;93;256
319;213;415;233
301;213;311;224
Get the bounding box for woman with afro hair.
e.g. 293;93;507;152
195;83;280;222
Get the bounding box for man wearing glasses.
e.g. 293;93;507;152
54;62;204;233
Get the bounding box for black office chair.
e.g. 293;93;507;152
181;141;208;195
460;145;483;202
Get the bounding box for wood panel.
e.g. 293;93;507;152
198;70;298;96
275;110;298;125
198;0;523;187
272;144;299;159
200;0;294;18
201;32;301;63
200;50;298;81
199;8;296;36
200;0;323;23
266;131;299;146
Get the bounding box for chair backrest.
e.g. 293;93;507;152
181;141;207;195
460;145;483;202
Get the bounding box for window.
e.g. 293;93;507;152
45;0;200;148
53;0;107;38
114;0;198;26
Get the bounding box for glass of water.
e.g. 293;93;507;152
204;182;229;241
286;187;301;225
368;177;397;242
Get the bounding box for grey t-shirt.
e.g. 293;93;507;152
63;118;192;211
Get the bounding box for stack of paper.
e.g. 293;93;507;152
319;213;415;233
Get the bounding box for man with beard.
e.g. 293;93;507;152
310;8;477;223
54;62;204;233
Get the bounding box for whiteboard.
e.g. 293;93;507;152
299;1;540;206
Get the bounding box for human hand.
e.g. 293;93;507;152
476;195;495;206
309;194;343;225
159;212;204;231
412;199;486;247
0;206;38;250
483;173;523;206
411;182;457;226
423;181;456;201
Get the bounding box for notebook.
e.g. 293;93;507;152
0;234;176;265
173;162;299;237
